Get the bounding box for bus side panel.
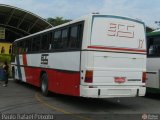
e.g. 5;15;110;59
47;70;80;96
22;54;41;87
13;54;40;87
47;69;57;93
22;52;81;96
21;65;81;96
24;67;32;84
23;67;40;87
147;58;160;89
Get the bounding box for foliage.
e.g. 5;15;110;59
46;17;71;26
0;54;11;63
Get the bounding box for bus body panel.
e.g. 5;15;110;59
147;58;160;89
12;14;146;98
80;85;146;98
81;51;146;85
80;51;146;98
80;15;146;98
146;31;160;89
14;52;81;96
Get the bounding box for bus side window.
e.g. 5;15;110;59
61;28;68;49
27;38;32;52
41;34;49;51
21;40;26;54
25;39;29;53
68;24;82;49
68;26;78;49
48;32;52;50
53;30;61;49
16;43;19;54
148;36;160;57
18;41;23;54
41;32;52;51
77;24;83;48
14;43;18;55
32;36;41;52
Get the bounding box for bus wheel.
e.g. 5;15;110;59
41;73;49;96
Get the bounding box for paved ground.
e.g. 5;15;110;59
0;80;160;120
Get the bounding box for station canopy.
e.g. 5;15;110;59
0;4;52;43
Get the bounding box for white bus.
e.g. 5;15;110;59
12;14;146;98
147;30;160;90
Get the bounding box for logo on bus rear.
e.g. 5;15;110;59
107;23;135;38
41;54;49;65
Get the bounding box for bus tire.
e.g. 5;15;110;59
41;73;49;96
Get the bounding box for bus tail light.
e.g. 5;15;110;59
142;72;147;83
114;77;126;83
84;70;93;83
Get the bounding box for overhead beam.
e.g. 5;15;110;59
27;19;39;32
5;9;15;25
17;13;28;28
45;25;52;29
0;23;30;35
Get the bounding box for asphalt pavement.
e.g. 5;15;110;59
0;80;160;120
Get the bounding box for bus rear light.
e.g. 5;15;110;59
114;77;126;83
84;70;93;83
142;72;147;83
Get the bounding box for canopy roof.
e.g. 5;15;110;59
0;4;52;42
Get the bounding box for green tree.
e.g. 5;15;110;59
46;17;71;26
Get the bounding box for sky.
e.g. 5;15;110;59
0;0;159;29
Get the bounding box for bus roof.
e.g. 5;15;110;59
14;14;145;43
147;30;160;37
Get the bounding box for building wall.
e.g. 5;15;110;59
0;43;12;54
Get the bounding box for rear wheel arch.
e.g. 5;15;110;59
40;71;46;81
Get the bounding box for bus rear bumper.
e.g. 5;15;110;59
80;85;146;98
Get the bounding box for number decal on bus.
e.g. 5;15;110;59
138;39;144;48
107;23;135;38
41;54;49;65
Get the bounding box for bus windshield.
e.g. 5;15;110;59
147;36;160;57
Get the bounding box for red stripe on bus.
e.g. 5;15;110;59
23;54;27;66
22;54;31;85
87;46;146;53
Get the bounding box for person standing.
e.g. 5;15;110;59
1;46;5;54
2;61;9;87
9;45;12;54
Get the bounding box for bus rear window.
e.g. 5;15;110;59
90;16;146;50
